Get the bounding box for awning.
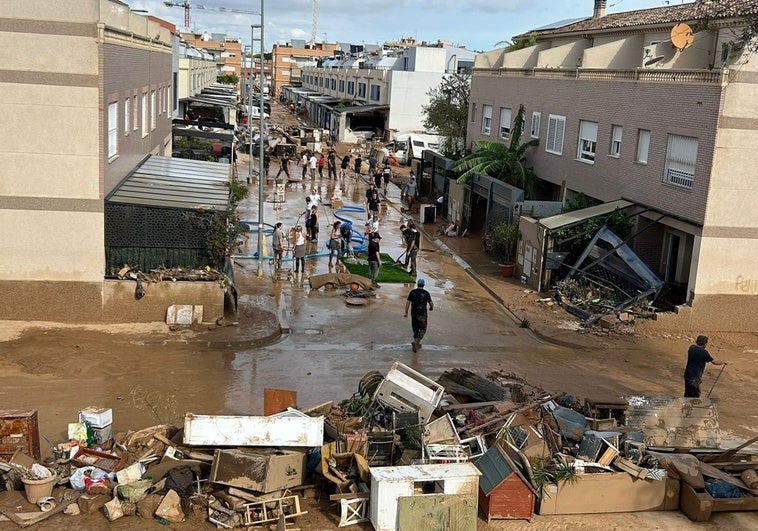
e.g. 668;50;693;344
338;104;390;115
539;199;634;231
106;155;230;211
188;96;236;108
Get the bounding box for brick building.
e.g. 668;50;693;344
467;0;758;331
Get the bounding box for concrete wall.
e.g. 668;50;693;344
102;280;225;323
537;40;591;69
404;47;446;73
583;35;643;69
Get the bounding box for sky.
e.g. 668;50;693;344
127;0;686;52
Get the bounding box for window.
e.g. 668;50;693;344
141;92;148;137
347;81;355;95
545;114;566;155
107;102;118;158
471;103;476;122
609;125;622;157
664;134;697;188
370;84;381;101
481;105;492;135
531;112;541;138
499;107;512;139
339;79;344;92
124;98;130;134
636;129;650;163
331;79;336;90
577;120;598;162
358;82;366;98
132;95;138;131
150;91;156;130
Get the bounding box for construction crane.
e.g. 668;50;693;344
163;1;259;31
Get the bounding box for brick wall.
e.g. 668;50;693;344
467;73;723;226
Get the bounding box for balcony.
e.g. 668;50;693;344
478;67;728;86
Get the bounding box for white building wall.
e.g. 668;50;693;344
387;71;444;131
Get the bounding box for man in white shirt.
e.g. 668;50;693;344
308;189;321;208
309;153;318;179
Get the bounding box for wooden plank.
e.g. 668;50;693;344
264;388;298;416
329;492;370;501
183;413;324;447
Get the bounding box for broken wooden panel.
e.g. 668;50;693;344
209;448;305;493
339;497;369;527
397;494;477;531
263;388;297;416
425;414;460;445
625;397;721;448
183;413;324;447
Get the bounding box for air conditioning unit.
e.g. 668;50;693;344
419;204;436;224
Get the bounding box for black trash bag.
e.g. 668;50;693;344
160;466;196;499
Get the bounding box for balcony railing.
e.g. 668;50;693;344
478;67;728;85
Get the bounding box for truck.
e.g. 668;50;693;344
382;132;443;165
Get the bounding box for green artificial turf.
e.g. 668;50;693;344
340;253;415;283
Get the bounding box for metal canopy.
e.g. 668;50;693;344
539;199;633;231
338;104;389;115
188;96;237;108
106;155;230;211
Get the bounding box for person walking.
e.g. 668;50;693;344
340;154;351;179
272;222;285;270
275;153;291;180
308;205;319;243
367;233;382;289
327;149;337;179
354;154;363;176
404;278;433;352
405;222;420;276
340;220;353;257
318;153;326;179
683;335;727;398
382;164;392;196
367;189;381;221
404;172;417;212
328;221;342;266
301;151;309;179
292;225;306;273
368;153;378;175
309;152;318;179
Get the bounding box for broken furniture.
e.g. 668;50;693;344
372;361;445;425
241;494;307;526
369;463;480;531
209;448;305;493
397;493;478;531
0;410;40;461
475;443;536;521
625;397;721;448
183;412;324;447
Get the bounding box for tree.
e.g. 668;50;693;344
421;71;471;158
217;73;239;85
453;104;539;197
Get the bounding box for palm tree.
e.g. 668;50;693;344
454;104;539;198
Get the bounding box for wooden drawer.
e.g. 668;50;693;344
0;409;40;459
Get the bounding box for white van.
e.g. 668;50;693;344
384;132;443;165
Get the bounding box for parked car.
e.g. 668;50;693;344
345;126;382;143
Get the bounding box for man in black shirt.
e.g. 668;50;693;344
404;278;433;352
367;233;381;289
683;335;727;397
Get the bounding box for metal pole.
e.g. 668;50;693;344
256;0;265;277
706;364;727;398
248;27;254;185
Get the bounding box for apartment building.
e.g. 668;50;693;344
271;40;340;96
181;31;242;82
0;1;183;321
467;0;758;331
286;44;476;141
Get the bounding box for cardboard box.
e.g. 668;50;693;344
78;493;110;514
209;448;305;493
78;407;113;429
537;472;679;515
92;424;113;445
72;447;124;472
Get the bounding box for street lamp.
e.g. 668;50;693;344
251;0;265;277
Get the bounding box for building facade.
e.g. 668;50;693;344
271;41;339;96
0;0;174;321
467;0;758;331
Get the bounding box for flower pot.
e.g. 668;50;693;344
22;471;57;503
499;263;515;278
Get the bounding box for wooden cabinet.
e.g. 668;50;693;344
0;409;40;460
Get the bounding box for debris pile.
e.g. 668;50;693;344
1;363;756;528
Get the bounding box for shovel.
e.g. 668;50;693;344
393;249;407;265
706;364;727;398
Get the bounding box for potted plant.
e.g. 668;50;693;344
490;221;519;277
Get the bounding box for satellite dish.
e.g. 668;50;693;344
671;23;694;51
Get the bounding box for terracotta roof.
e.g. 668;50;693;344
520;0;758;38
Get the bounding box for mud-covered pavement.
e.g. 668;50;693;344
1;101;757;530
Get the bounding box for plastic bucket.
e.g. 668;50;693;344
22;472;58;504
